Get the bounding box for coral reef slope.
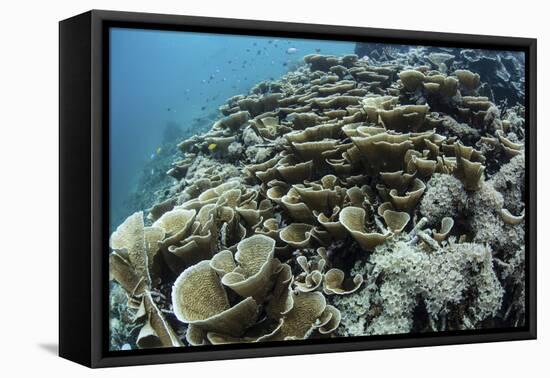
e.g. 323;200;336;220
109;49;526;350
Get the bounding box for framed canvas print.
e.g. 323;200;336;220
59;10;536;368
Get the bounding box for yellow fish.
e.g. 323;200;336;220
156;147;162;154
208;143;217;151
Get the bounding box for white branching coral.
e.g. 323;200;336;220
336;235;504;336
468;181;525;254
420;173;468;225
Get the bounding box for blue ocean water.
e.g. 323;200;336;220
109;28;354;229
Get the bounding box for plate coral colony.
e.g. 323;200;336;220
108;33;527;351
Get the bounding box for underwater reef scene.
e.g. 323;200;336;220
109;37;526;350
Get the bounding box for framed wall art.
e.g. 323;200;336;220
59;10;536;368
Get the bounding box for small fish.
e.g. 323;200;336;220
315;48;322;53
257;50;261;55
201;106;206;110
208;143;217;151
282;62;288;67
268;40;273;44
151;169;155;175
286;47;298;54
156;147;162;154
246;48;251;52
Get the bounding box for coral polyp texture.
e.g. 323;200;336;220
109;43;526;350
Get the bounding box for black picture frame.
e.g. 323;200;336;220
59;9;537;368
